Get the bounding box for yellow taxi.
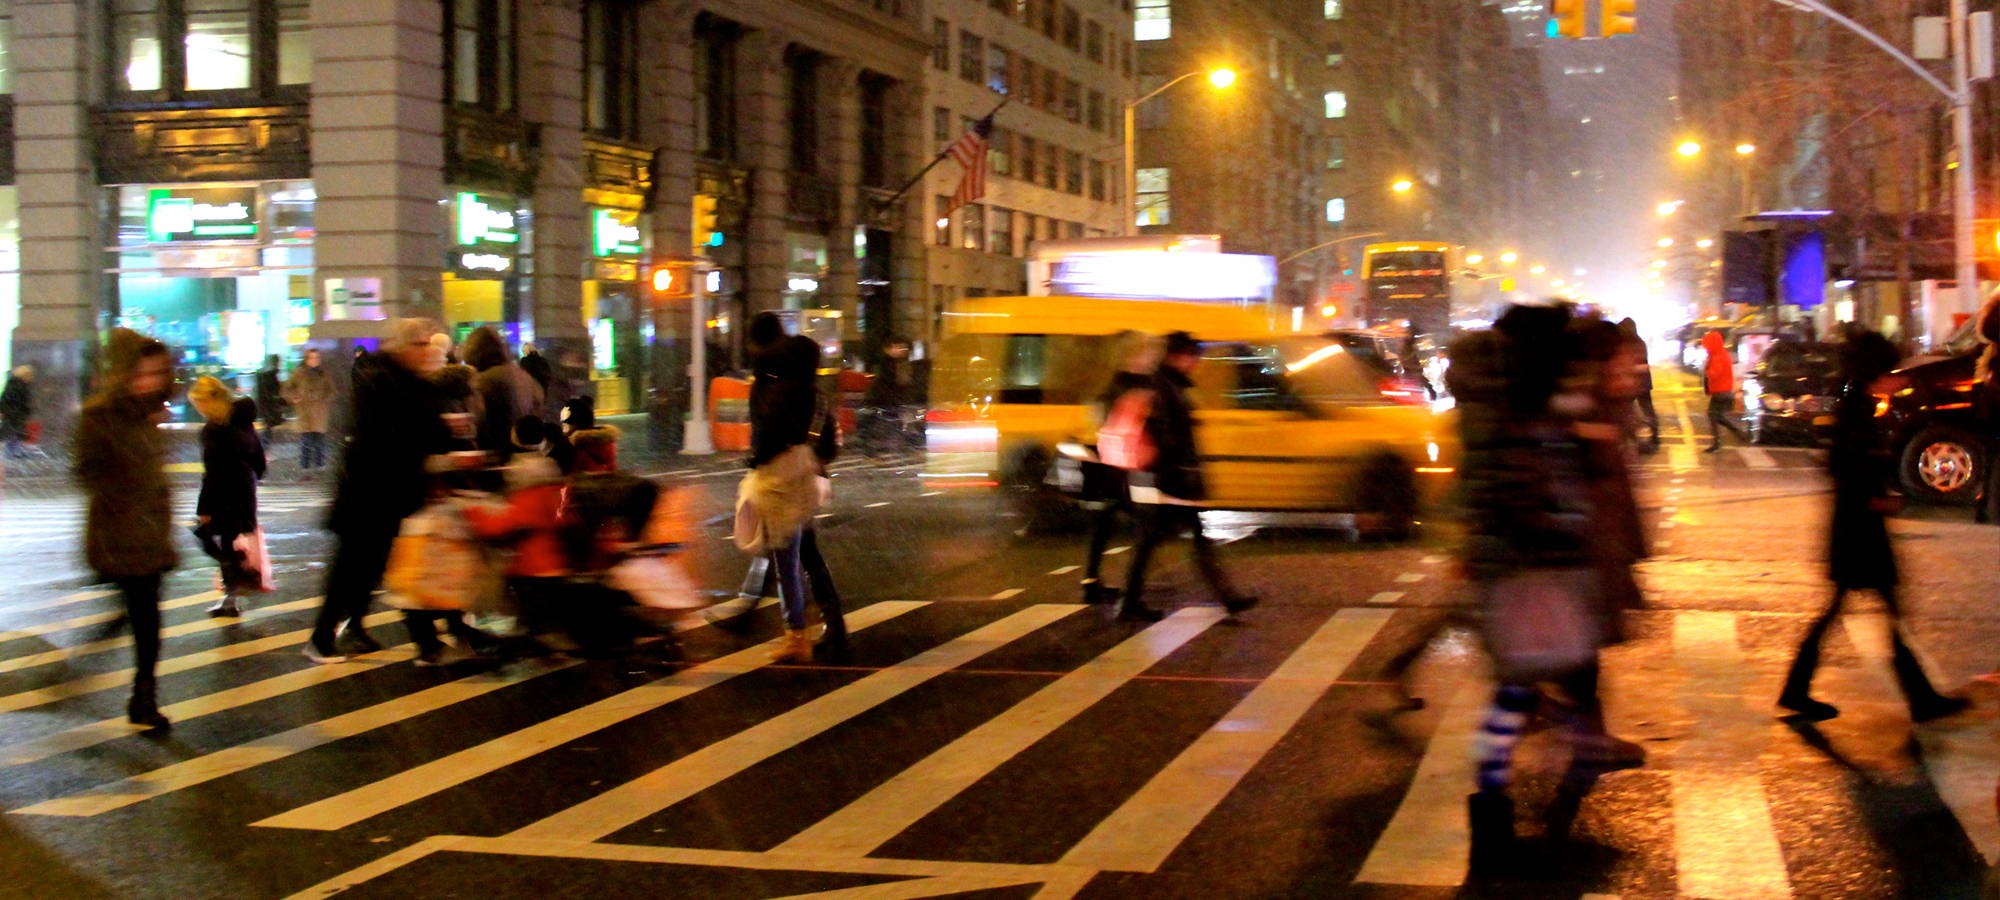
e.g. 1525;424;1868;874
922;296;1458;536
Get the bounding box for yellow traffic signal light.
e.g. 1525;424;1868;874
1550;0;1587;38
692;194;721;252
1602;0;1637;37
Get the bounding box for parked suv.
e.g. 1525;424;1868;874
1879;322;1989;504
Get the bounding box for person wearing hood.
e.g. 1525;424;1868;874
73;328;177;729
1;364;34;459
1701;330;1746;452
560;395;620;474
310;318;460;665
1115;331;1258;622
428;333;483;452
191;379;267;617
282;349;336;472
461;326;546;454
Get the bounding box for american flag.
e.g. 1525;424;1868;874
945;114;995;214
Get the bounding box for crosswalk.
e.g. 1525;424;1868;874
0;575;1991;898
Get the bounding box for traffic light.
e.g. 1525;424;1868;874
649;260;696;302
1602;0;1637;37
1550;0;1587;38
691;195;722;251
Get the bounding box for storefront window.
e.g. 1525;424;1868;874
444;190;528;334
277;0;309;84
783;232;828;309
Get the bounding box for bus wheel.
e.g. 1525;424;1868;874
1354;455;1418;542
1002;445;1083;533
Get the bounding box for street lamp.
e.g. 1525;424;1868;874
1677;140;1703;158
1529;264;1547;275
1735;143;1757;156
1657;237;1675;248
1466;253;1485;265
1391;179;1415;194
1125;67;1236;235
1696;238;1715;249
1656;200;1683;217
1499;251;1520;265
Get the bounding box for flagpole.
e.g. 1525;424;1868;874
874;94;1011;216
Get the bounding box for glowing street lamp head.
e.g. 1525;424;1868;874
1696;238;1715;249
1677;140;1703;158
1391;179;1415;194
1651;259;1668;269
1657;237;1675;248
1208;68;1237;89
1656;200;1682;217
1499;251;1519;265
1528;264;1547;275
1735;143;1757;156
1465;253;1485;265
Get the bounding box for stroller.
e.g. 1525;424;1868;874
549;471;703;657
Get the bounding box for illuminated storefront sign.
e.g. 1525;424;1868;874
147;187;259;241
591;208;644;258
450;191;522;277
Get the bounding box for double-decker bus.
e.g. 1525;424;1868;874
1361;241;1455;338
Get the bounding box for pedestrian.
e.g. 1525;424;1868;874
1452;304;1642;876
1113;331;1258;622
461;326;546;454
73;329;177;729
1777;330;1968;723
735;313;847;661
282;348;335;473
1;364;35;459
309;318;471;665
428;335;483;452
189;378;267;617
1077;331;1161;605
1572;318;1649;659
1618;318;1660;452
561;396;620;474
1972;299;2000;524
519;343;554;394
255;354;286;435
1701;330;1746;452
862;336;921;455
462;417;572;653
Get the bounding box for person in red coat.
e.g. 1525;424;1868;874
1702;330;1748;452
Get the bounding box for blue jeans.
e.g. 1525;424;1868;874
299;432;327;469
770;530;808;629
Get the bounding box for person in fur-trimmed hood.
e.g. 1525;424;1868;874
560;396;620;474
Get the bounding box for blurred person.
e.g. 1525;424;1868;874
1777;331;1968;722
431;332;460;366
283;349;335;472
861;336;921;455
1618;318;1660;452
561;396;620;474
1115;331;1258;622
428;336;483;452
255;354;286;435
1;364;34;459
462;417;571;656
190;378;267;617
310;318;466;665
1973;300;2000;524
460;326;545;454
1452;304;1637;875
519;343;553;393
73;329;177;729
1077;331;1161;605
1701;330;1746;452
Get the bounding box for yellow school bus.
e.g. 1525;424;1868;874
923;296;1457;536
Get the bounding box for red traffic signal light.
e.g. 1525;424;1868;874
649;261;696;300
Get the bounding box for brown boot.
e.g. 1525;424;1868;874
769;628;813;663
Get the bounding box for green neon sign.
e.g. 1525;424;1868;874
147;187;257;242
455;192;520;246
591;208;644;258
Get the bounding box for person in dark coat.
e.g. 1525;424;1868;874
1617;318;1660;451
1777;330;1967;722
73;329;177;729
255;354;286;435
1;364;33;458
1115;331;1257;622
1078;332;1160;605
461;326;546;455
309;319;477;665
192;378;267;617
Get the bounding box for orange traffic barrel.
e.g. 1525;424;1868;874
710;376;751;451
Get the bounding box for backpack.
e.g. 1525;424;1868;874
1096;388;1157;471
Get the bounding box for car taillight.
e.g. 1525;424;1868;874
1378;377;1428;406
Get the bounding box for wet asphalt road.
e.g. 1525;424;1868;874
0;372;1997;899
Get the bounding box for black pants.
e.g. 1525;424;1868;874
1083;501;1126;584
314;525;396;650
299;432;327;469
1782;585;1948;708
111;574;163;692
1707;393;1746;447
1122;503;1237;607
1634;392;1660;444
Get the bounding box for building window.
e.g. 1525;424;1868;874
1064;150;1083;195
962;203;986;251
447;0;516;110
1327;137;1345;169
1062;78;1081;123
1087;90;1104;132
1039;0;1056;36
584;0;638;137
693;24;737;160
987;45;1010;94
934;195;953;246
1135;0;1169;41
1090;161;1107;201
991;128;1013;176
931;18;948;69
786;52;818;173
1039;141;1058;190
110;0;309;98
1324;0;1342;20
1061;4;1081;49
1326;50;1343;67
861;75;891;188
1018;135;1038;183
1324;90;1346;118
0;1;12;93
958;30;983;84
1085;20;1104;63
989;0;1010;13
1326;197;1345;223
991;206;1014;257
933;106;952;146
1136;167;1170;226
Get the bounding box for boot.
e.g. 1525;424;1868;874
1466;791;1516;878
1115;597;1165;623
1890;632;1970;722
207;594;241;618
1081;579;1120;605
770;628;813;663
128;682;170;731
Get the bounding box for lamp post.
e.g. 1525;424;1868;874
1124;67;1235;235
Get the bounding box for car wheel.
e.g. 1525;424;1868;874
1900;425;1985;505
1002;444;1084;533
1354;455;1418;542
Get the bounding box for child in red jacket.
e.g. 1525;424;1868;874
462;418;573;644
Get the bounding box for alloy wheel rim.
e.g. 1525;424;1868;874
1918;442;1976;493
